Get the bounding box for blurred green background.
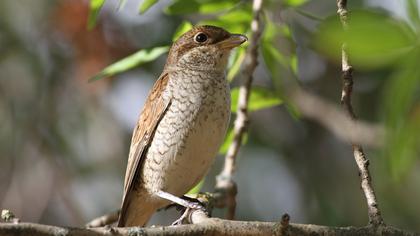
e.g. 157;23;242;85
0;0;419;231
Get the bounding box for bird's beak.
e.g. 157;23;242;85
217;34;248;50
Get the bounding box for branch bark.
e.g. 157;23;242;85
215;0;264;220
0;217;418;236
336;0;384;226
289;87;384;148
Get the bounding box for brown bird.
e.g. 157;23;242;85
117;25;247;227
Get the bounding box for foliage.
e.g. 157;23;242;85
89;46;169;82
315;7;420;180
87;0;105;30
88;0;419;189
230;87;283;113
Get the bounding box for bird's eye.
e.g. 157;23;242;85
194;33;208;43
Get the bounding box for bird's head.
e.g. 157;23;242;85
166;25;247;72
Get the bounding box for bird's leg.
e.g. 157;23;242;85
156;190;207;225
156;190;206;211
171;207;193;225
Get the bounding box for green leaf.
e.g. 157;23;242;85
315;10;416;69
87;0;105;30
219;128;249;155
218;7;252;23
219;128;234;154
172;21;193;42
89;46;169;82
139;0;159;14
165;0;240;15
284;0;308;7
261;17;291;79
230;87;283;113
383;53;420;181
198;2;251;33
290;54;298;75
406;0;420;27
199;19;247;34
187;178;205;195
227;47;246;81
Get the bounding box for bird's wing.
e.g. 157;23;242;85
118;73;171;226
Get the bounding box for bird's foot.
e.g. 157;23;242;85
170;203;207;225
156;190;208;225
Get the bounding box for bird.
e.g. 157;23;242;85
117;25;247;227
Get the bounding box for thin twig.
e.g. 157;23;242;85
336;0;384;226
215;0;264;220
85;210;120;228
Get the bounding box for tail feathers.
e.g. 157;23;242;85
118;200;157;227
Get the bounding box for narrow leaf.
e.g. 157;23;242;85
227;47;246;81
187;179;205;195
219;128;249;155
172;21;193;42
219;128;234;154
89;46;169;82
165;0;240;15
284;0;308;7
87;0;105;30
139;0;159;14
230;87;283;113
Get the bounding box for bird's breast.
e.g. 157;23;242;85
141;69;230;201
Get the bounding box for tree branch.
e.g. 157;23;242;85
289;87;384;148
0;217;418;236
215;0;265;220
336;0;384;226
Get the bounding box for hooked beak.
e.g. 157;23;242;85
217;34;248;50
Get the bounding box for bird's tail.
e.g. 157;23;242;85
117;199;157;227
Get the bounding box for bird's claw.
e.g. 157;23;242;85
171;201;208;225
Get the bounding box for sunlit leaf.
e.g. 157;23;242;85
165;0;240;15
89;46;169;82
199;19;247;34
218;128;248;155
227;47;246;81
199;2;251;33
187;178;205;195
230;87;283;113
218;7;252;23
139;0;159;14
172;21;193;42
284;0;308;7
87;0;105;30
219;128;234;154
315;10;416;69
261;17;291;79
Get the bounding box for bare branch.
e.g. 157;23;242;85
0;218;417;236
215;0;265;220
336;0;384;226
289;87;384;148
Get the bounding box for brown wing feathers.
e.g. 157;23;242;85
118;73;171;226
